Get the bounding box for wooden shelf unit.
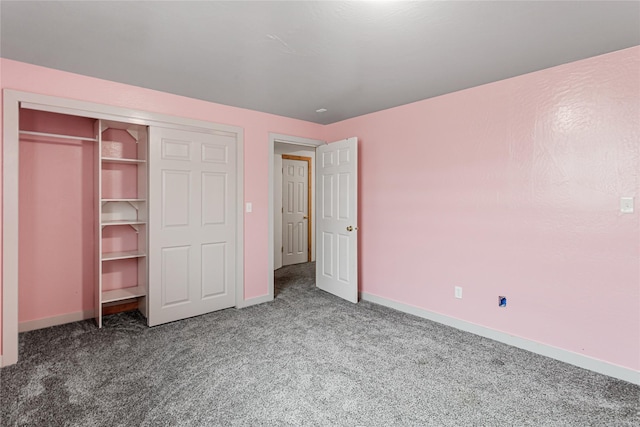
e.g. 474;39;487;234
97;120;149;327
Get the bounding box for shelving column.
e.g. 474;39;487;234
97;120;148;327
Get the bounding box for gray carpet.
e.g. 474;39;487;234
1;262;638;426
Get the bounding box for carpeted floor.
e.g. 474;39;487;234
1;262;638;426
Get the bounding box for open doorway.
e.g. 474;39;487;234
268;134;325;299
268;134;359;303
277;152;314;267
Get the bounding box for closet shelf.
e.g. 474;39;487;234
102;250;146;261
102;157;146;164
102;286;146;304
101;219;146;227
19;130;97;142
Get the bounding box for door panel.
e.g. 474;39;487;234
282;158;309;265
162;170;190;227
316;137;358;303
202;172;226;225
149;128;236;326
162;246;191;306
201;242;226;298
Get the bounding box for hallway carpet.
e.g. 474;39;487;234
1;262;638;426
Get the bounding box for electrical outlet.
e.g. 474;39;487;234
454;286;463;299
620;197;634;214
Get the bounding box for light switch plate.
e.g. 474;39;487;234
620;197;634;214
246;202;252;213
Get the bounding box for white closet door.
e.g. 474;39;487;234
148;127;236;326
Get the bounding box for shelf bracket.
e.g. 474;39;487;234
127;201;141;211
126;129;139;142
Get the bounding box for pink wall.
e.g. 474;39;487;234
323;46;640;370
0;58;325;354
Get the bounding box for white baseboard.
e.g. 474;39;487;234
18;309;95;333
236;293;274;309
360;292;640;385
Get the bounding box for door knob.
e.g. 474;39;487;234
303;216;308;219
347;226;355;232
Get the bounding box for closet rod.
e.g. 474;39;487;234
19;130;97;142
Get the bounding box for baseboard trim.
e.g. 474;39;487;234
360;292;640;385
18;309;95;333
236;293;273;309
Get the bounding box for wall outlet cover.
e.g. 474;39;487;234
620;197;634;214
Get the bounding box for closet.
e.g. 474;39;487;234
7;93;241;348
19;110;149;327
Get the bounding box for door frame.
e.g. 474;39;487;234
281;154;313;263
268;133;325;300
2;89;245;366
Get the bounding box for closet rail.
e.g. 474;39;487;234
19;130;97;142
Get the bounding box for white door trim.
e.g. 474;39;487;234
268;133;325;301
2;89;245;366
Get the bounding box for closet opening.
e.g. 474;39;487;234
18;109;98;330
17;108;149;333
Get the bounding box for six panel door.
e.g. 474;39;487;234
282;158;309;266
148;127;237;326
315;137;358;303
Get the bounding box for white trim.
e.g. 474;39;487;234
236;293;274;309
0;355;3;367
3;90;20;367
360;292;640;385
268;133;325;302
235;129;245;309
270;133;327;148
18;310;95;333
2;89;245;366
19;98;241;135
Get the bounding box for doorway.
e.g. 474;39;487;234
268;134;325;299
281;154;312;266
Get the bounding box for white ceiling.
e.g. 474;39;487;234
1;1;638;124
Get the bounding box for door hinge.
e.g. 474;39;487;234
281;207;283;213
281;246;284;252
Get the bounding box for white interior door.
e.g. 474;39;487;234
316;137;358;303
282;158;309;266
148;127;236;326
